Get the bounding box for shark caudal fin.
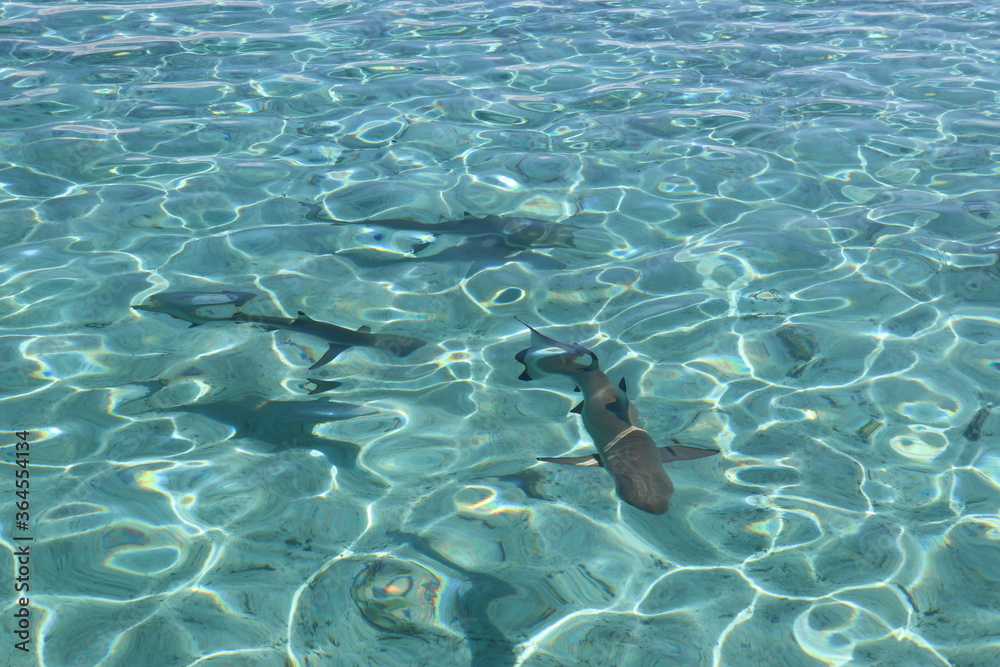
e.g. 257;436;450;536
514;317;599;380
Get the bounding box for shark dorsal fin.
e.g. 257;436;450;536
295;311;315;323
357;325;371;333
605;377;632;424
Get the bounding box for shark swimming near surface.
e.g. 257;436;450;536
132;291;427;369
230;311;426;369
301;202;580;251
337;233;568;278
305;203;579;277
514;318;720;514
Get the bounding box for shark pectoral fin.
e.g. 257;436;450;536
188;322;202;328
659;445;721;463
569;401;583;414
517;370;533;381
356;325;371;333
538;455;602;467
306;378;343;395
411;241;433;254
309;343;351;369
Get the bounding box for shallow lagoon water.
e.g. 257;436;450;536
1;0;999;665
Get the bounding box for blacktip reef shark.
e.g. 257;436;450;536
514;318;719;514
336;232;568;279
132;290;427;369
229;311;426;369
301;202;579;251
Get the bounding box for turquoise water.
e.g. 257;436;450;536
2;0;999;664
